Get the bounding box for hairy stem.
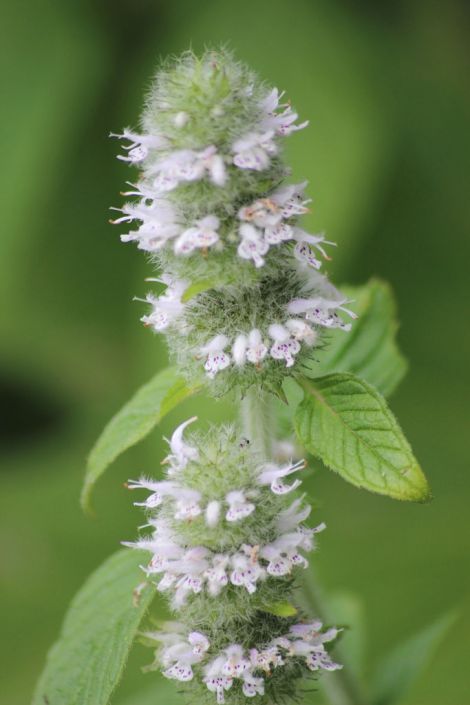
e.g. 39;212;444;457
240;388;275;458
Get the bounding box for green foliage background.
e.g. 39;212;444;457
0;1;468;703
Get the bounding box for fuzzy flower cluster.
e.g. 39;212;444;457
110;87;308;260
125;418;324;607
125;419;341;702
110;50;356;391
141;271;356;384
144;620;340;703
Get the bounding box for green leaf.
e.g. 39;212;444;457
295;373;430;501
82;366;200;512
311;279;408;397
324;590;366;681
260;600;298;617
181;277;222;302
116;682;184;705
371;612;457;705
32;550;155;705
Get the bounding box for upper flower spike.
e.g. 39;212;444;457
111;50;310;268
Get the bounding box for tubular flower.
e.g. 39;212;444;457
124;421;341;703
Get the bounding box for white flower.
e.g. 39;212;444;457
123;520;183;575
174;496;203;520
163;416;199;471
238;198;282;229
258;458;305;495
232;329;268;366
287;295;357;331
268;323;301;367
163;661;194;681
204;657;233;704
174;215;220;254
306;650;342;672
232;131;277;171
289;621;339;643
222;645;250;677
242;672;265;698
140;276;187;332
126;477;185;509
205;500;221;527
232;334;248;366
204;554;229;596
249;645;284;672
201;335;231;378
150;145;226;192
160;630;210;682
264;222;294;244
287;622;342;672
237;224;269;268
238;183;309;233
277;497;311;532
246;328;268;364
293;229;335;269
260;531;310;576
115;199;181;252
188;631;210;656
230;545;265;593
284;318;317;346
111;128;165;163
172;546;211;606
289;621;322;639
260;88;309;136
270;181;310;218
225;490;255;522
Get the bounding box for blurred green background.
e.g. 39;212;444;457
1;0;469;703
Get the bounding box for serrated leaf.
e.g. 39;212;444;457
311;279;408;397
32;550;155;705
82;366;200;512
260;600;298;617
371;612;456;705
295;373;430;501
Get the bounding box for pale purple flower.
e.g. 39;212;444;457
174;215;220;254
258;459;305;495
225;490;255;522
150;145;226;192
237;224;269;268
287;295;357;331
232;131;277;171
268;323;301;367
201;335;231;378
111;127;166;163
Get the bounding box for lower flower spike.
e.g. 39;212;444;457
125;420;341;702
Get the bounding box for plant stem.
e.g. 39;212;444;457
240;388;274;458
242;388;368;705
300;574;369;705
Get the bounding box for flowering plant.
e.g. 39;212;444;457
34;50;441;705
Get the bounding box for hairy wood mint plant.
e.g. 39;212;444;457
34;50;435;705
